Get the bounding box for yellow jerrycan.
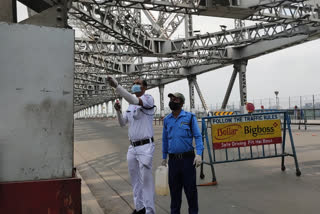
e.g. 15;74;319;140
155;166;169;196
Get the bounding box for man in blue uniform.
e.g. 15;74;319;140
161;92;203;214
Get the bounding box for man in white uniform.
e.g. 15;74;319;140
107;77;156;214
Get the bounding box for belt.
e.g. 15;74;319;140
130;137;154;147
169;151;195;160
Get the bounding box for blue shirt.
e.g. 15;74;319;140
162;110;204;159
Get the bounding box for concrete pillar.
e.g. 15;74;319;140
98;103;101;116
91;106;94;117
102;102;107;117
107;101;110;117
107;102;110;117
0;0;14;22
96;105;99;117
188;76;196;113
159;85;165;117
94;105;98;117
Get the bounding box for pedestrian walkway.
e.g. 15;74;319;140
75;119;320;214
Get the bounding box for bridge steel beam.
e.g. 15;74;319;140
187;76;196;113
194;78;209;115
221;68;238;110
234;60;248;114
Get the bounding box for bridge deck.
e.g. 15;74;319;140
75;119;320;214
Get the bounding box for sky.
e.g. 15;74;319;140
17;2;320;111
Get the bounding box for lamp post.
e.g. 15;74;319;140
274;91;279;109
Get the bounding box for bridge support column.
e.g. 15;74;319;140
106;102;109;117
0;0;15;23
93;105;97;118
237;60;248;113
99;104;103;117
21;0;69;28
107;101;110;118
221;68;238;110
194;79;209;115
188;76;196;113
159;85;165;118
102;102;107;117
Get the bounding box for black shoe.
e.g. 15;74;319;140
132;207;146;214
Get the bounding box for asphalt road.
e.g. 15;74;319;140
75;119;320;214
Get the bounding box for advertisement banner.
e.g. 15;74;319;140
211;114;282;150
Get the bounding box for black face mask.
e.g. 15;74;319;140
169;101;181;111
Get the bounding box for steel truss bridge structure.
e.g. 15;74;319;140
8;0;320;117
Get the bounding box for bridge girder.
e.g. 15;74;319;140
20;0;317;111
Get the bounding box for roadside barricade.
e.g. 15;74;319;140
199;111;301;186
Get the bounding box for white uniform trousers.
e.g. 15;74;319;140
127;142;155;214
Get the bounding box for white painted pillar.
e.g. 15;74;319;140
103;102;107;117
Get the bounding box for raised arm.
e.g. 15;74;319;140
107;77;145;106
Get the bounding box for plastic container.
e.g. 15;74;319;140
155;166;169;196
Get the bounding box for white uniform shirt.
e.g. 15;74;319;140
123;94;154;142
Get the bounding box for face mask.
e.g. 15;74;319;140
169;101;181;111
131;84;141;93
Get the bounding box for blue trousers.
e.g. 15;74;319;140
168;156;198;214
